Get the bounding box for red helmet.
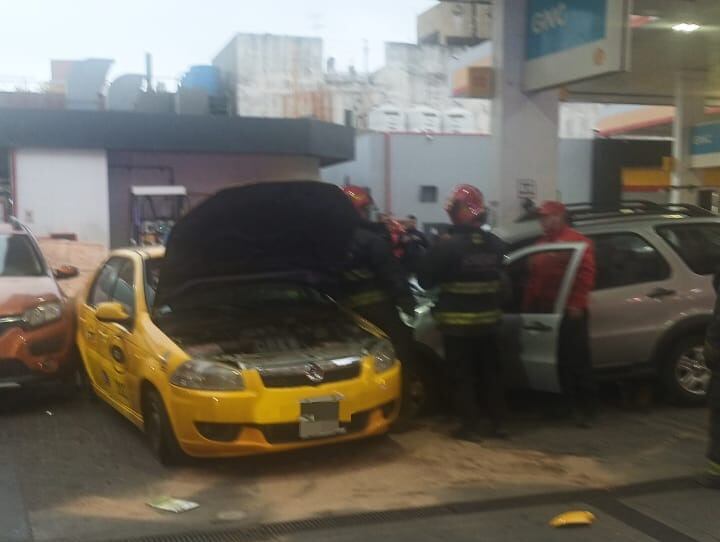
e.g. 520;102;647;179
386;218;406;237
538;200;566;217
445;184;486;225
342;185;373;215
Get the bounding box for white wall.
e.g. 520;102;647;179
558;139;593;202
15;149;110;246
322;134;594;228
322;132;386;210
107;152;321;248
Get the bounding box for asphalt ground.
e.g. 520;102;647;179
0;383;716;542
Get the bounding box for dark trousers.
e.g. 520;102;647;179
444;334;506;430
558;311;597;416
708;370;720;465
353;302;416;416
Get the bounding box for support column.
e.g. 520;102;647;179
670;71;706;204
490;0;559;226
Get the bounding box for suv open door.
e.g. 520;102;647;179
503;242;587;393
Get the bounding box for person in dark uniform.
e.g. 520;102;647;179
700;271;720;488
339;186;419;421
401;215;430;274
419;184;508;442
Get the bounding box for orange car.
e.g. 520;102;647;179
0;220;78;389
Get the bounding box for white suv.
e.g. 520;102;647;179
409;202;719;408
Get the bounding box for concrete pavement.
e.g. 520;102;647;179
0;386;717;542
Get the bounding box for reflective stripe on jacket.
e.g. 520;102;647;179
419;226;506;336
341;267;389;307
434;310;503;327
338;224;413;311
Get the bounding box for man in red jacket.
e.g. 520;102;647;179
524;201;597;427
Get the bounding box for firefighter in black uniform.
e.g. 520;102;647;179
701;271;720;488
419;184;508;442
340;186;418;421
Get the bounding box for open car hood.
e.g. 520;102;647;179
154;181;359;308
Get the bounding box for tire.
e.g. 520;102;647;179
662;334;711;406
401;348;443;418
59;350;93;401
71;357;98;401
142;387;186;466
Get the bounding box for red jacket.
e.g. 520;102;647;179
524;226;596;312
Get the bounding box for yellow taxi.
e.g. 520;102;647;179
75;182;401;464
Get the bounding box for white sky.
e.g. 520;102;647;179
1;0;437;84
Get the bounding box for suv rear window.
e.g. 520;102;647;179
656;223;720;275
590;233;670;290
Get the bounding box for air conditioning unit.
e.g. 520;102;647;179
418;2;491;46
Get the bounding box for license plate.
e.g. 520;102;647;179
299;396;345;440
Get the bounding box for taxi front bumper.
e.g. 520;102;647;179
165;363;401;457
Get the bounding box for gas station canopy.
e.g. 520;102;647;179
566;0;720;105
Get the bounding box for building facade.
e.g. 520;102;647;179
1;110;354;247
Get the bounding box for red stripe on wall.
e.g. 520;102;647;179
384;133;392;214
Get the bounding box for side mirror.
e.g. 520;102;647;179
54;265;80;280
95;302;131;324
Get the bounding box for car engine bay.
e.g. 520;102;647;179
163;311;373;369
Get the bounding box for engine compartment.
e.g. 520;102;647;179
163;310;372;369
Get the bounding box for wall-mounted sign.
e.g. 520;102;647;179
517;178;537;200
691;122;720;168
524;0;631;91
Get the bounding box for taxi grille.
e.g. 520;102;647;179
259;363;361;388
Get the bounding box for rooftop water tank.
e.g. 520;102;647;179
407;105;441;133
181;65;222;96
368;104;406;133
442;107;476;134
181;65;227;114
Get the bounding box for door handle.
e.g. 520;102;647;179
523;322;552;332
647;287;676;299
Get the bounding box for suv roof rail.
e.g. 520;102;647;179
563;200;715;223
8;216;28;233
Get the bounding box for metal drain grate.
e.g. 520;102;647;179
107;505;454;542
102;475;698;542
110;528;270;542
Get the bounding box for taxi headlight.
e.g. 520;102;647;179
170;360;245;391
22;301;63;329
368;339;397;373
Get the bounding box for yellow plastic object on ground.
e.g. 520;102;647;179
549;510;597;528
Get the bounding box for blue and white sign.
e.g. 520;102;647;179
524;0;631;91
691;123;720;168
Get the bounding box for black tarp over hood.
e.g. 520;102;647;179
155;181;360;307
